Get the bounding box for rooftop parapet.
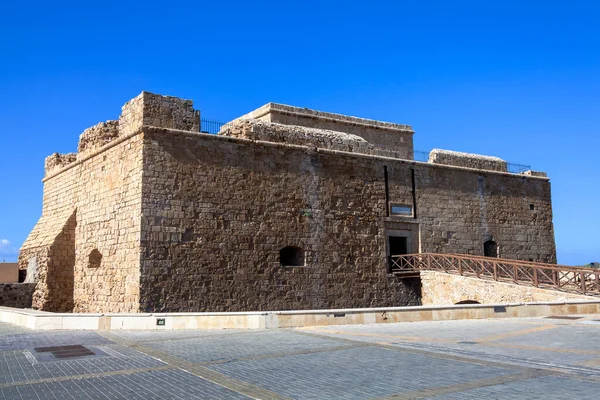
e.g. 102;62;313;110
229;103;414;159
428;149;508;172
220;119;407;158
119;91;200;135
77;120;119;156
44;152;77;176
520;170;548;178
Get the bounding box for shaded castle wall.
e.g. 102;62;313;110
415;166;556;262
139;128;422;312
0;283;36;308
138;126;555;312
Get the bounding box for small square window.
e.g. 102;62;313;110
390;204;413;216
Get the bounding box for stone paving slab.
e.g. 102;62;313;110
0;344;166;385
207;346;513;400
149;330;348;363
0;369;251;400
0;331;113;351
426;375;600;400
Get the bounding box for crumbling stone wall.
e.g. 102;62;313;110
429;149;508;172
0;283;36;308
221;119;404;158
230;103;414;160
119;91;200;135
420;271;594;305
78;120;119;155
44;153;77;176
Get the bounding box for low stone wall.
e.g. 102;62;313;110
421;271;595;305
220;119;404;158
0;283;36;308
429;149;508;172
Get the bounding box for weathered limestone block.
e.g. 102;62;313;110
521;170;548;177
220;119;402;158
429;149;508;172
78;120;119;155
44;153;77;176
228;102;414;159
119;91;200;135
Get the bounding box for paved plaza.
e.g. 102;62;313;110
1;314;599;399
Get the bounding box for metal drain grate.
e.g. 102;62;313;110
34;345;95;359
544;316;582;320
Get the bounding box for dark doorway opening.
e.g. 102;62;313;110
389;236;408;256
484;240;498;258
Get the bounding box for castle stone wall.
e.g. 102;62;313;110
20;92;557;313
414;166;556;262
137;126;554;312
20;127;145;313
429;149;508;172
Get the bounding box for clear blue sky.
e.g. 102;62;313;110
0;1;598;264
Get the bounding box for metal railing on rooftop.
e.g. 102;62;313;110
199;122;533;173
413;149;531;174
200;118;228;135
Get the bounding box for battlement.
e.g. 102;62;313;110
44;152;77;175
44;92;201;175
78;120;119;155
43;92;544;177
119;91;200;135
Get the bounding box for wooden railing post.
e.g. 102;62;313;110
533;267;538;287
513;264;518;283
493;261;498;281
581;271;586;294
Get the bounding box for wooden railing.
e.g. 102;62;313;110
389;253;600;296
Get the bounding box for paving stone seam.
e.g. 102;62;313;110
0;365;175;389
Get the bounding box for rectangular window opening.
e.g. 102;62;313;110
390;204;413;217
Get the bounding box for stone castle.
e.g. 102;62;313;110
19;92;556;313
